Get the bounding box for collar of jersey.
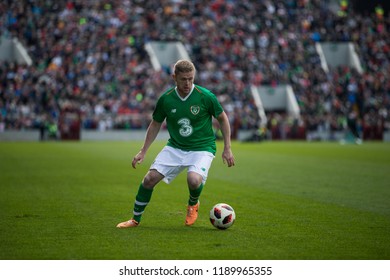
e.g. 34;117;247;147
175;84;195;101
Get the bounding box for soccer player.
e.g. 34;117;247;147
116;59;235;228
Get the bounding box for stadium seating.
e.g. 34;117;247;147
0;1;388;140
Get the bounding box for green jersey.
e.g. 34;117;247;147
153;84;224;155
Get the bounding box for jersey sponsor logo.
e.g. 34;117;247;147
171;109;177;113
178;118;193;137
190;105;200;115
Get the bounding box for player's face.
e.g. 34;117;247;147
173;71;195;97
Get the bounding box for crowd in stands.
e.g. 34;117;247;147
0;0;389;140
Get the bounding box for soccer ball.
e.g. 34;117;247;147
209;203;236;230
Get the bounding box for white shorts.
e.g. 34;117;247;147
150;146;215;184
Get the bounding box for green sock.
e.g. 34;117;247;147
188;183;203;206
133;183;153;223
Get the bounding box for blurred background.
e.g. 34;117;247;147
0;0;389;142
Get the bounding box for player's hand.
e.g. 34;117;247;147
222;149;235;167
132;151;145;169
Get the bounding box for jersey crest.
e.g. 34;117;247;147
190;105;200;115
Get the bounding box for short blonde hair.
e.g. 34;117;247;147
173;59;196;75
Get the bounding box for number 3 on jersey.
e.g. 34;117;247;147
178;118;193;137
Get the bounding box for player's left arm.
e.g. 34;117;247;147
216;111;235;167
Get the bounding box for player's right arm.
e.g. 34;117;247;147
132;120;162;168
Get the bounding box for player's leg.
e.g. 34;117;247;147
117;146;184;228
187;172;204;206
185;151;214;226
116;170;163;228
185;172;203;226
133;169;164;222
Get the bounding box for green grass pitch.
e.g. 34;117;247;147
0;140;389;260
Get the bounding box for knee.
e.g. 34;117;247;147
142;171;162;189
187;172;203;190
